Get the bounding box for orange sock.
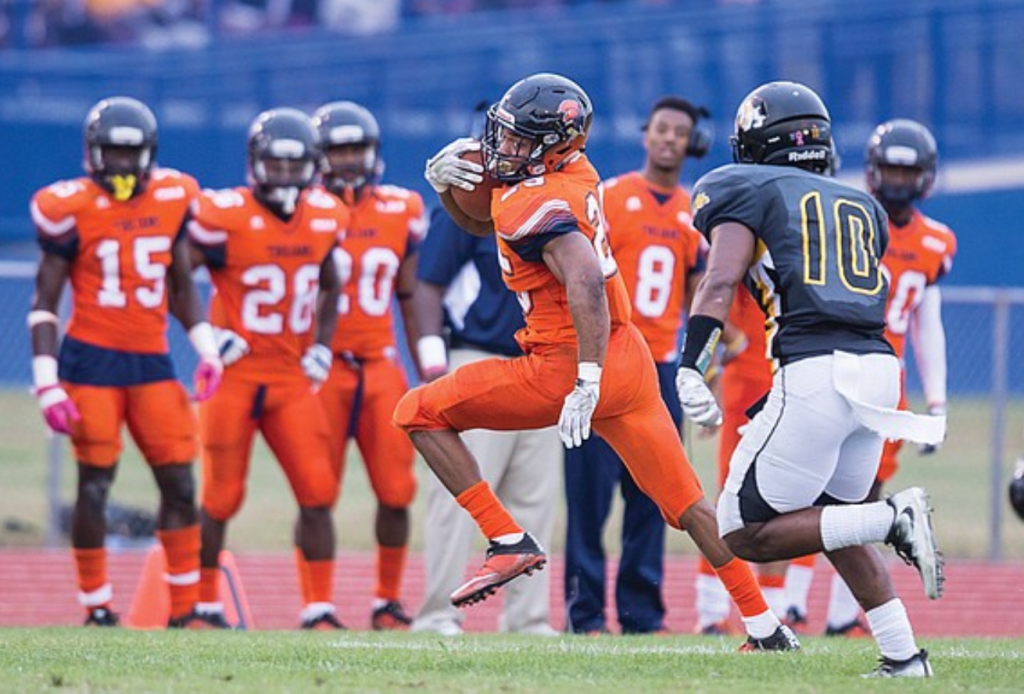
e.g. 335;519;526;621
73;547;110;608
455;481;522;540
199;567;220;604
757;573;786;589
158;525;201;619
306;559;335;605
697;555;716;577
791;554;817;568
295;548;312;605
714;557;770;618
376;545;407;602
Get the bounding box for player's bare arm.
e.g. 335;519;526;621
542;231;609;366
396;250;423;357
167;232;207;330
314;251;341;347
30;252;69;357
689;222;756;323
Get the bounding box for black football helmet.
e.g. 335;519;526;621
866;118;938;208
483;73;593;182
247;108;320;217
83;96;158;201
731;81;832;174
311;100;382;199
1010;459;1024;522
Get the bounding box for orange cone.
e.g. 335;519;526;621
125;545;254;629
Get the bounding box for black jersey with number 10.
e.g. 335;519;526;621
691;163;894;364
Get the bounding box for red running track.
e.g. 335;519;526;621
2;549;1023;636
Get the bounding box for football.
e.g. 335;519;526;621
450;148;501;222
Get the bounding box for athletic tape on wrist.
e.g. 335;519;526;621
188;322;219;359
32;355;60;389
577;362;602;384
417;335;448;372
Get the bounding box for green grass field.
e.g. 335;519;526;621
0;629;1021;692
1;389;1023;558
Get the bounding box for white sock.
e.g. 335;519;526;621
820;502;895;551
784;563;814;616
741;609;781;640
195;602;224;615
695;573;731;628
825;573;862;629
865;598;918;661
762;586;788;621
492;532;525;545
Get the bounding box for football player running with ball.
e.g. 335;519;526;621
676;81;946;677
398;72;799;651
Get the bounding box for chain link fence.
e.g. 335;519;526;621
1;261;1021;556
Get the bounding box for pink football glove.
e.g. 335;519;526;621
36;384;81;435
193;356;224;401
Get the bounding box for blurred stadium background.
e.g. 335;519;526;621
1;0;1023;630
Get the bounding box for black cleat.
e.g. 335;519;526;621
168;609;234;630
865;649;933;678
301;611;346;631
739;624;801;652
371;601;413;631
83;606;120;627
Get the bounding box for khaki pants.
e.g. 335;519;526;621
411;347;562;634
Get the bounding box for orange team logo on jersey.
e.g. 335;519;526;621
491;155;632;350
330;185;425;357
31;169;199;354
188;186;348;383
602;171;705;362
881;209;957;358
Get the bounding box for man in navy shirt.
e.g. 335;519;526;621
410;207;562;636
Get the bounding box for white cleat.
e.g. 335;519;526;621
886;487;945;599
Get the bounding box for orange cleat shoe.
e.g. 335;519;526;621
450;532;546;608
371;601;413;631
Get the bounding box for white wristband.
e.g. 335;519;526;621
32;355;60;390
577;362;602;384
188;322;219;359
417;335;448;373
27;310;60;329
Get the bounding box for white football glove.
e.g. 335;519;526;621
214;327;250;367
424;138;484;194
676;367;722;427
918;403;946;455
558;364;601;449
301;343;333;389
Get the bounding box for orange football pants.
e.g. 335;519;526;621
63;380;197;467
318;354;416;509
718;368;773;487
199;375;337;521
395;323;704;528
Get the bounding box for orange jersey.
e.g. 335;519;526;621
492;155;631;350
189;187;348;383
31;170;199;354
881;209;957;358
602;171;705;362
331;185;426;357
726;288;772;384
